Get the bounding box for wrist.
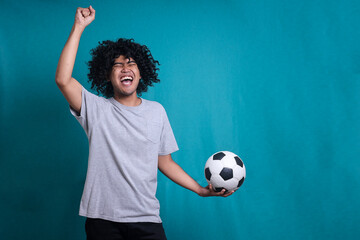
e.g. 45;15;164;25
196;186;207;197
72;23;85;35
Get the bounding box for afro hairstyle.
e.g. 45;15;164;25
87;38;160;98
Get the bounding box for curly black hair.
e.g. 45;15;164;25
87;38;160;98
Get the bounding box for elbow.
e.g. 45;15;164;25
55;75;70;87
55;67;72;86
55;77;61;86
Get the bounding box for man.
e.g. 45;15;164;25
55;6;234;240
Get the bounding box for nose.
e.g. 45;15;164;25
121;66;130;72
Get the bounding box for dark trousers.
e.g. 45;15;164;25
85;218;167;240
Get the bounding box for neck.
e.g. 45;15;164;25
113;92;141;107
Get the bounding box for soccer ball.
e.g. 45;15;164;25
204;151;246;192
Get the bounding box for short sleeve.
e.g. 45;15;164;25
158;107;179;155
69;86;105;136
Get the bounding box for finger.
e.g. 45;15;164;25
223;190;235;197
77;7;87;13
81;7;90;16
82;9;90;17
211;185;220;194
219;189;226;195
89;5;95;14
76;8;83;16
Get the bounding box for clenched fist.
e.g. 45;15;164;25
74;6;95;29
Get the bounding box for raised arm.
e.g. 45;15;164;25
55;6;95;113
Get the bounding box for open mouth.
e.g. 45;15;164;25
120;76;133;86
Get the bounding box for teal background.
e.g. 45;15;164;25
1;0;359;239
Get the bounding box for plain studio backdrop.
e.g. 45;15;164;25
1;0;359;239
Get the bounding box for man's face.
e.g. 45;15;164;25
108;55;142;97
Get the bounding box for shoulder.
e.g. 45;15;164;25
83;86;109;104
142;98;166;112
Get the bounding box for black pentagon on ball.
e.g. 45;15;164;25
213;152;226;160
220;167;233;181
205;167;212;181
234;156;243;167
237;177;245;188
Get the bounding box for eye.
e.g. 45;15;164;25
113;63;123;67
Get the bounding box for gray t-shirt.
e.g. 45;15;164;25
70;86;179;223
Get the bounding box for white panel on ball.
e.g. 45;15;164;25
205;158;223;175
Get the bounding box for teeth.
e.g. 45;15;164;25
121;76;133;81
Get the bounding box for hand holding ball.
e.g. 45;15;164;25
204;151;246;193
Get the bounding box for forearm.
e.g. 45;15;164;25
158;155;202;195
158;154;235;197
55;24;84;86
